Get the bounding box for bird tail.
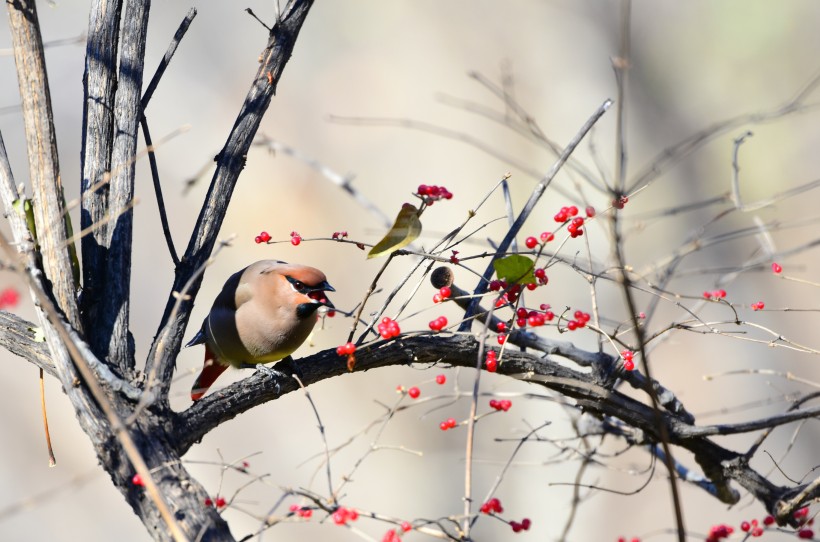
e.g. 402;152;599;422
191;345;228;401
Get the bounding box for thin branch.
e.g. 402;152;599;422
459;99;613;331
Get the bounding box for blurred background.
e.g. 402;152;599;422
1;1;820;540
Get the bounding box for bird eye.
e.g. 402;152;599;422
292;280;304;290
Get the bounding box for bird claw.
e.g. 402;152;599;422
240;363;288;394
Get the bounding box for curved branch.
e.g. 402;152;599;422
174;334;814;522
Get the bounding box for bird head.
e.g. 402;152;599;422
277;264;335;318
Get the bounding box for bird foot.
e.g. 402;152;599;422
239;363;289;394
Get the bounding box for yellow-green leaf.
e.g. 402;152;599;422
13;198;37;242
493;254;535;285
367;203;422;259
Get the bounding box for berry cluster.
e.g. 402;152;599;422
439;417;457;431
433;286;452;303
382;523;412;542
331;231;348;240
510;518;532;533
534;268;548;285
751;301;765;311
332;506;359;525
566;310;591;331
378;317;401;339
485;350;498;372
290;231;302;246
512;306;554;328
288;504;312;519
416;184;453;204
772;262;783;274
336;342;356;371
554;205;580;223
740;519;764;537
621;350;635;371
254;231;271;244
613;195;629;209
705;524;733;542
567;216;585;238
428;316;448;331
480;497;503;514
489;280;522;306
449;250;460;264
703;289;727;300
204;496;227;508
336;342;356;356
489;399;512;411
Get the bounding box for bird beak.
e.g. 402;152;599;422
307;281;335;308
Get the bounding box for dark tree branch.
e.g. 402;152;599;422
173;334;817;524
138;8;198;268
0;311;55;377
96;0;151;374
147;0;315;400
80;0;122;342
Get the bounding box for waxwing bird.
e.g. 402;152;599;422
187;260;334;401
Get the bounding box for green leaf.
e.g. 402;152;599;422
367;203;421;259
493;254;536;285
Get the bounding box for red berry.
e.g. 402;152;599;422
496;322;507;333
489;280;502;291
132;474;144;487
511;521;522;533
521;518;531;530
772;262;782;274
435;374;446;385
567;320;578;331
439;421;449;431
752;527;763;537
401;521;412;532
763;516;775;526
497;334;506;345
540;231;555;242
254;236;262;244
291;235;301;246
332;510;347;525
439;286;452;299
797;529;813;539
336;342;356;356
741;521;751;532
485;356;497;372
204;497;213;506
433;293;443;303
568;205;578;216
408;386;420;399
525;236;538;249
624;359;635;371
215;496;226;508
585;206;596;217
447;417;457;428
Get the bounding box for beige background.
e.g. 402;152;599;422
1;1;819;540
